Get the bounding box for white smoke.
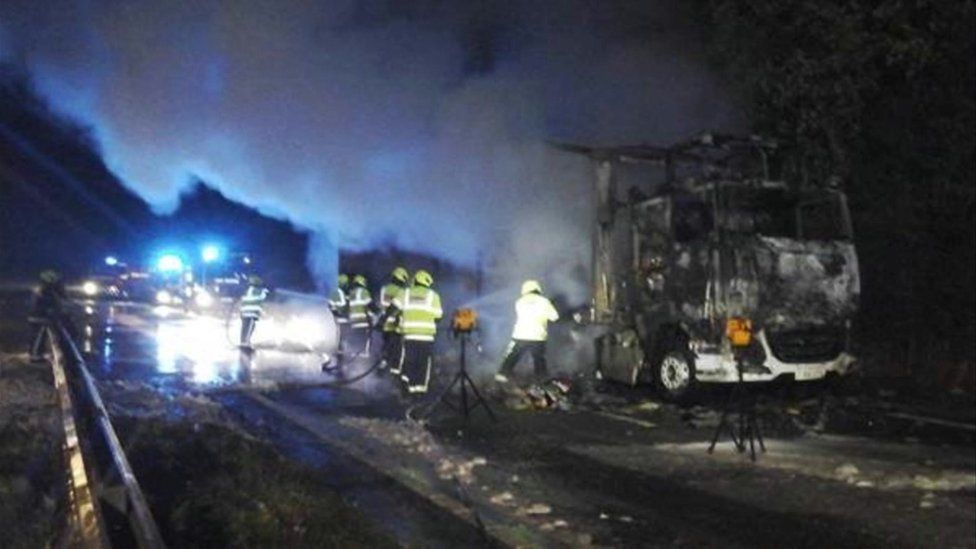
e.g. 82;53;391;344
1;0;741;357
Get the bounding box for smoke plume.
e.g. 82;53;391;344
1;0;740;356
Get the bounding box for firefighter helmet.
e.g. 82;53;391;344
413;270;433;288
39;270;60;283
337;273;349;287
391;266;409;284
353;274;367;287
248;275;264;286
521;279;542;295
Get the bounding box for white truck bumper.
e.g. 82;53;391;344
694;330;855;383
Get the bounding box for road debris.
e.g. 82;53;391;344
919;492;936;509
518;503;552;516
492;377;575;411
834;463;860;483
490;491;515;505
539;519;569;531
631;400;661;413
341;416;491;485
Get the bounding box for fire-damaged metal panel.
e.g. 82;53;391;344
560;134;860;392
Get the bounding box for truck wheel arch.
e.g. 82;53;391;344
645;324;697;401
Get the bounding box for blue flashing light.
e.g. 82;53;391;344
157;254;184;272
105;256;119;266
201;245;222;263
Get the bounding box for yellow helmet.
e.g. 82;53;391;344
391;266;409;284
39;270;61;283
353;274;368;287
337;273;350;287
248;275;264;286
413;270;433;288
521;279;542;295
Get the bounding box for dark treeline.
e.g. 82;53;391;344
695;1;975;390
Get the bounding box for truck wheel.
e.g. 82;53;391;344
655;350;696;401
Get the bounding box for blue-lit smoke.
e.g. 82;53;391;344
0;1;740;330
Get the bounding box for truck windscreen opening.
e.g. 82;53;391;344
722;188;850;240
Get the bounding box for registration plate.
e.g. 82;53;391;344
794;366;825;381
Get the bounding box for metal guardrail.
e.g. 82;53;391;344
48;326;108;548
50;323;166;549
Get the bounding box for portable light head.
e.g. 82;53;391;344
725;317;753;348
452;308;478;334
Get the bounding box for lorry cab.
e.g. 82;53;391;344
560;134;860;400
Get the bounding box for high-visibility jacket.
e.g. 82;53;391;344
393;285;443;341
511;293;559;341
328;287;348;324
241;285;269;319
378;282;405;332
348;286;372;328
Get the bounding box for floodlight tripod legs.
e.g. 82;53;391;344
708;383;742;453
421;334;496;423
708;359;765;461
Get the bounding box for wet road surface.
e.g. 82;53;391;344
6;291;973;547
47;298;491;547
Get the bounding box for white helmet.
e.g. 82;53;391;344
521;279;542;295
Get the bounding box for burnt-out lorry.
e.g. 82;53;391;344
561;134;859;400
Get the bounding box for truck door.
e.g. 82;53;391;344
669;194;714;330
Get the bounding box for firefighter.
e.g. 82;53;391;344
346;274;373;356
29;270;68;361
495;280;559;383
377;267;409;372
328;273;350;354
328;273;350;321
392;269;442;394
239;275;269;350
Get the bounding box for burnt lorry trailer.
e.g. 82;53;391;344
560;134;859;400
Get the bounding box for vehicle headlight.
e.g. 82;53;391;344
82;281;99;296
156;290;173;304
195;290;214;308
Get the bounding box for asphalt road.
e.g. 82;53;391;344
3;291;974;547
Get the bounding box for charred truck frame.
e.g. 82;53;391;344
561;134;859;400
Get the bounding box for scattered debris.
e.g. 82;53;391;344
539;519;569;531
518;503;552;516
919;492;936;509
493;377;574;411
341;416;488;485
632;400;661;413
834;463;860;482
595;411;656;429
490;492;516;506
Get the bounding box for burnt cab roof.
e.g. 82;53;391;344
552;133;777;167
